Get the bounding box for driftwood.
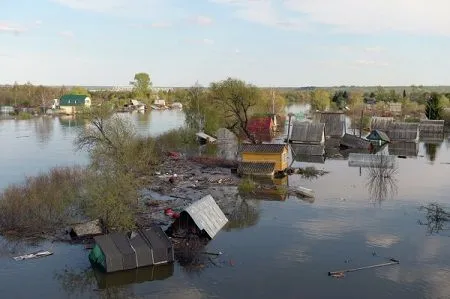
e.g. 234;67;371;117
328;258;399;278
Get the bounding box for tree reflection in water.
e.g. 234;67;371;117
225;195;260;230
366;154;398;202
419;203;450;234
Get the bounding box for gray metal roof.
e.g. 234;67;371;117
419;120;444;134
320;112;345;137
238;161;276;175
290;121;325;143
183;195;228;239
348;153;397;168
371;117;394;132
290;144;324;156
240;143;286;154
388;122;419;141
341;133;371;149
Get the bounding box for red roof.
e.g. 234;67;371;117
247;117;273;134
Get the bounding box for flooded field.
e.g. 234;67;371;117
1;106;450;298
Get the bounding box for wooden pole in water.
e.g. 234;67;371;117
328;258;399;276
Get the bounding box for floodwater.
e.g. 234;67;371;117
1;105;450;299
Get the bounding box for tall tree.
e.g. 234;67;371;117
425;92;443;120
209;78;259;143
69;86;90;96
130;72;151;99
310;89;331;111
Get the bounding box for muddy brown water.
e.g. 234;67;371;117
2;107;450;298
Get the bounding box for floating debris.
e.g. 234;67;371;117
328;258;400;278
13;250;53;261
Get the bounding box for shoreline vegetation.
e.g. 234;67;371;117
1;75;450;241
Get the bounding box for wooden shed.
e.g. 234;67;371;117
289;121;325;144
387;122;419;142
240;144;288;172
320;112;345;137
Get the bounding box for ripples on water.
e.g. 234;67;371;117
1;107;450;298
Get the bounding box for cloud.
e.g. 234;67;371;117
354;59;389;67
184;38;215;45
284;0;450;35
35;20;43;26
52;0;167;18
234;48;240;54
212;0;450;35
59;31;74;38
364;46;384;53
151;22;172;28
211;0;308;30
0;23;25;35
366;234;401;248
190;15;213;26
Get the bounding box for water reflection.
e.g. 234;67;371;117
365;154;398;202
34;117;54;144
425;143;439;163
419;203;450;234
225;196;261;230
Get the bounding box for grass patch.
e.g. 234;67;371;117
238;177;257;193
297;166;329;179
17;112;33;120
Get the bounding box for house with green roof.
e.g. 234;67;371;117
59;94;91;114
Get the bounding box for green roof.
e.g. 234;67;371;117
60;94;88;106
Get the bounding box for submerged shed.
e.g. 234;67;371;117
348;153;397;168
371;117;394;132
320;112;345;137
240;143;288;172
290;144;325;156
238;161;276;177
419;120;444;134
388;122;419;142
366;130;391;144
388;142;419;157
89;227;174;273
290;121;325;144
340;133;371;149
171;195;228;239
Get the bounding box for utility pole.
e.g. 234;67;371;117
286;113;294;144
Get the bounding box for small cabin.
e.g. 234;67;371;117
247;117;274;141
387;122;419;142
366;130;391;145
240;143;288;172
59;94;91;115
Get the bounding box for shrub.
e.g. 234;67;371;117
238;177;256;193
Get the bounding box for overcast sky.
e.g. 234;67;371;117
1;0;450;86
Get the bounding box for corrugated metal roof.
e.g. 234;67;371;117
341;133;371;149
290;144;324;156
388;141;419;157
371;117;394;132
348;153;397;168
388;122;419;141
419;120;444;134
238;161;275;175
183;195;228;239
290;121;325;143
320;112;345;137
240;143;286;153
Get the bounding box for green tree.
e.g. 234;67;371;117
310;89;331;111
209;78;260;143
130;72;152;99
425;92;443;120
69;86;90;96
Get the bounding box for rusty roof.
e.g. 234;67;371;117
240;143;286;153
